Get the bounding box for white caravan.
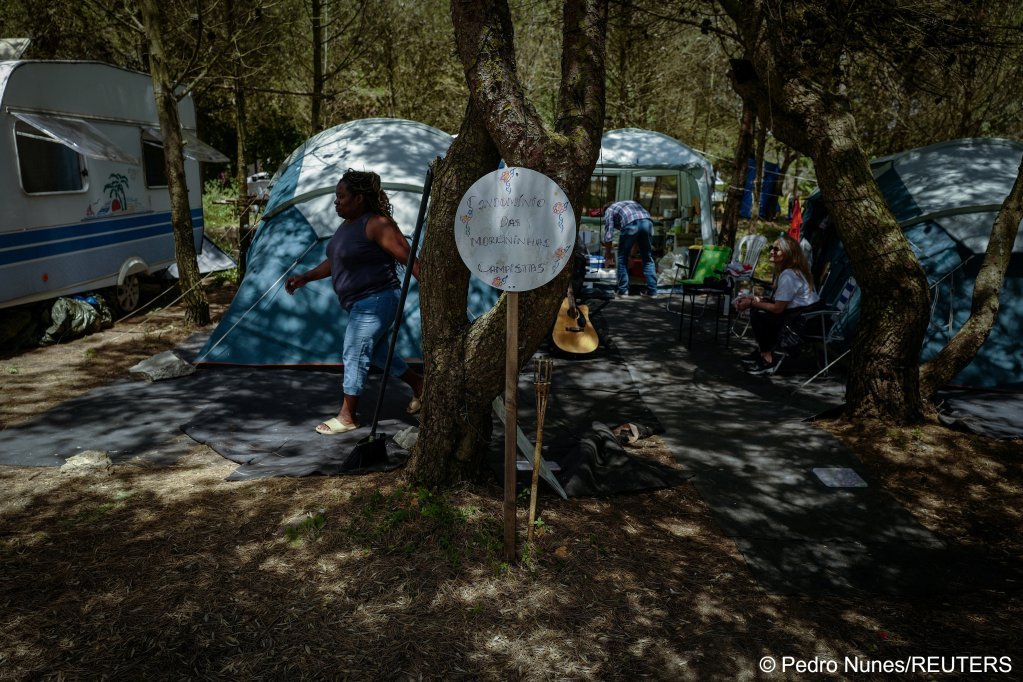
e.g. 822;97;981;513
0;60;227;311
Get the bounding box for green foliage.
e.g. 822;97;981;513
61;489;135;528
347;486;501;569
202;179;240;232
285;512;327;546
519;542;537;569
212;268;240;287
886;427;909;448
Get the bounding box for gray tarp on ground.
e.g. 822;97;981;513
936;386;1023;440
3;303;1020;595
0;364;419;478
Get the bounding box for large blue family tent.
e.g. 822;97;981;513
803;137;1023;388
196;118;494;366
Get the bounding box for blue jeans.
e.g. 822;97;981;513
616;218;657;295
342;289;407;396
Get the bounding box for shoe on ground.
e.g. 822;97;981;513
316;417;359;434
745;356;781;376
640;291;659;299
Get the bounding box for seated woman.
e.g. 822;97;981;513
734;235;820;375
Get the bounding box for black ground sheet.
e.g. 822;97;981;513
0;366;419;480
594;294;1023;596
182;369;419;480
488;308;690;497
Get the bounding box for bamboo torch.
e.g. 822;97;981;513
527;358;553;543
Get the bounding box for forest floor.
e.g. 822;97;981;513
0;280;1021;680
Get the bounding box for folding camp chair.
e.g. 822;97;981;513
726;234;768;337
664;245;733;314
777;276;858;386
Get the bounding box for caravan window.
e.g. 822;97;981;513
15;120;85;194
142;130;168;187
581;175;618;217
632;174;678;219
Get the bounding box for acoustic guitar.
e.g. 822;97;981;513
552;282;599;354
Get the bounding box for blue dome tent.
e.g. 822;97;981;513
803;138;1023;388
196;118;494;366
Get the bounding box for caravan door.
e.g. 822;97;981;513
577;172;622;253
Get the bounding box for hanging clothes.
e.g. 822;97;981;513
788;195;803;240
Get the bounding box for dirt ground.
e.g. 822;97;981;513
1;283;1021;680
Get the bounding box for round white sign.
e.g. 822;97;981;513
454;167;576;292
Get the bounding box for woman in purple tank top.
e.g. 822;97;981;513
285;169;423;434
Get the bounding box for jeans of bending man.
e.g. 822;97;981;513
615;219;657;296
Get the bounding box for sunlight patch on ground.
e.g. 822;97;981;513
0;469;64;515
656;518;705;537
474;628;604;678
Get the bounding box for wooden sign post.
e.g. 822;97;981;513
503;292;518;558
454;167;576;561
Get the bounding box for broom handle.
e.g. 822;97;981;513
368;166;434;438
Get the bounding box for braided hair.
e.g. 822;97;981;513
339;168;392;218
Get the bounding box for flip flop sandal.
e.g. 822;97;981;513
316;417;359;435
407;397;422;414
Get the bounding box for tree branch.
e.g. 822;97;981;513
451;0;555;166
556;0;608;163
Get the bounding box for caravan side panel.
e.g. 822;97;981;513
0;61;205;309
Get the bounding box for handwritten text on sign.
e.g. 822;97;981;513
454;167;576;292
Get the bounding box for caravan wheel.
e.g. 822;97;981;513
115;275;141;313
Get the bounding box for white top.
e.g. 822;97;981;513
773;269;819;308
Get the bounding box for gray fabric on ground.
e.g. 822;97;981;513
489;310;685;497
936;387;1023;439
182;369;418;480
0;361;419;479
0;371;226;466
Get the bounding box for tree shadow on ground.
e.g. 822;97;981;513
1;450;1020;679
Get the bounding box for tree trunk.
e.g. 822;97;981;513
720;0;931;422
404;0;607;488
919;157;1023;398
235;83;250;278
229;0;249;275
406;103;504;486
310;0;324;133
139;0;210;327
810;127;931;421
747;121;767;228
719;101;755;247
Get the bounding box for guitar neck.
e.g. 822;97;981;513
566;282;578;317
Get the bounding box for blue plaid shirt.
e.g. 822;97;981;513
602;201;651;243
